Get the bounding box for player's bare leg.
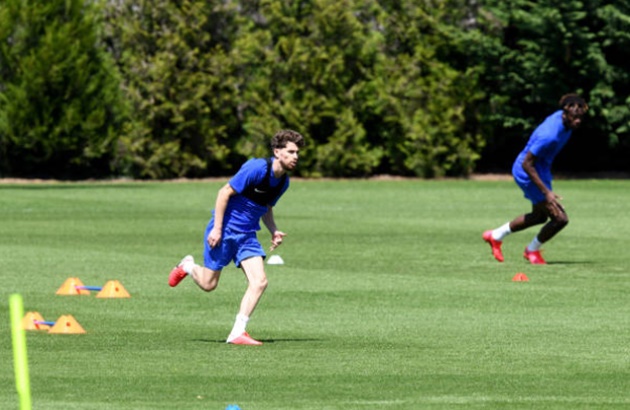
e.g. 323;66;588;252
169;256;222;288
237;256;268;317
513;203;569;264
226;256;268;345
189;265;222;291
484;203;553;263
537;201;569;242
508;203;548;233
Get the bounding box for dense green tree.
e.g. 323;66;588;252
373;0;485;177
105;0;484;178
229;0;385;177
0;0;127;178
3;0;627;179
231;0;484;177
466;0;630;172
586;1;630;151
104;0;242;178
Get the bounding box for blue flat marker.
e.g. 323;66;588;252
34;321;56;326
75;286;102;291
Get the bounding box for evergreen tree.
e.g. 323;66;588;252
230;0;385;177
586;0;630;165
231;0;484;177
104;0;241;178
0;0;126;178
469;0;630;172
376;0;485;177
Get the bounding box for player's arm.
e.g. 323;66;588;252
521;151;551;196
208;183;237;248
262;206;285;251
521;151;564;216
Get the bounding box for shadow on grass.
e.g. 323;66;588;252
194;338;324;344
545;260;595;265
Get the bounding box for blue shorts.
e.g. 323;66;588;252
203;224;266;270
515;178;551;205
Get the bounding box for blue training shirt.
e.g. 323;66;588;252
212;157;289;233
512;110;573;185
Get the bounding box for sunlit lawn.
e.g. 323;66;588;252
1;178;629;409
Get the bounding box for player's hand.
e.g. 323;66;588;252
544;191;565;218
207;228;222;248
270;231;286;251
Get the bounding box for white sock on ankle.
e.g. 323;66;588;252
527;236;542;252
227;314;249;341
492;222;512;241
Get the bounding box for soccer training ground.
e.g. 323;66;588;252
2;178;629;409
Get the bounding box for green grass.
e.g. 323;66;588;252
1;179;629;409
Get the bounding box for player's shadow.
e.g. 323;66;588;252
545;260;595;265
194;338;323;344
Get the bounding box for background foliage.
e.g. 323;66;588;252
0;0;126;178
1;0;628;179
469;0;630;173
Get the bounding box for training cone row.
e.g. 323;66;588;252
56;277;131;298
22;311;86;334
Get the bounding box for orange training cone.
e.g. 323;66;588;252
56;277;90;296
512;272;529;282
22;311;50;331
96;280;130;298
48;315;86;334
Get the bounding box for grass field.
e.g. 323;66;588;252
1;178;629;409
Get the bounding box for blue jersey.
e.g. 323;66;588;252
212;157;289;233
512;110;572;185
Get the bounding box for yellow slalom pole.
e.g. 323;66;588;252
9;294;32;410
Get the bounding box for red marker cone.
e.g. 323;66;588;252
512;272;529;282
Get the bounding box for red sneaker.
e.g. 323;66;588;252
482;230;504;262
227;332;263;346
168;255;193;287
523;249;546;265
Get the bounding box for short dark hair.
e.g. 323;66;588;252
559;93;588;114
271;130;305;149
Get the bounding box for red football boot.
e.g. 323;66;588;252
523;249;546;265
168;255;193;287
227;332;263;346
482;230;504;262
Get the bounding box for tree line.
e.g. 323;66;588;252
1;0;628;179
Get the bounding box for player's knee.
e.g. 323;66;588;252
200;279;218;292
533;214;548;225
250;276;268;293
555;214;569;228
259;277;269;291
547;212;568;231
526;212;547;225
200;284;216;292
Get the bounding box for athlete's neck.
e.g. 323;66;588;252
271;158;286;178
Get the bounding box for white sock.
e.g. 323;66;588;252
492;222;512;241
227;313;249;341
527;236;542;252
181;255;195;275
182;261;195;275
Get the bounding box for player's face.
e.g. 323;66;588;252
563;106;586;130
275;142;300;171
